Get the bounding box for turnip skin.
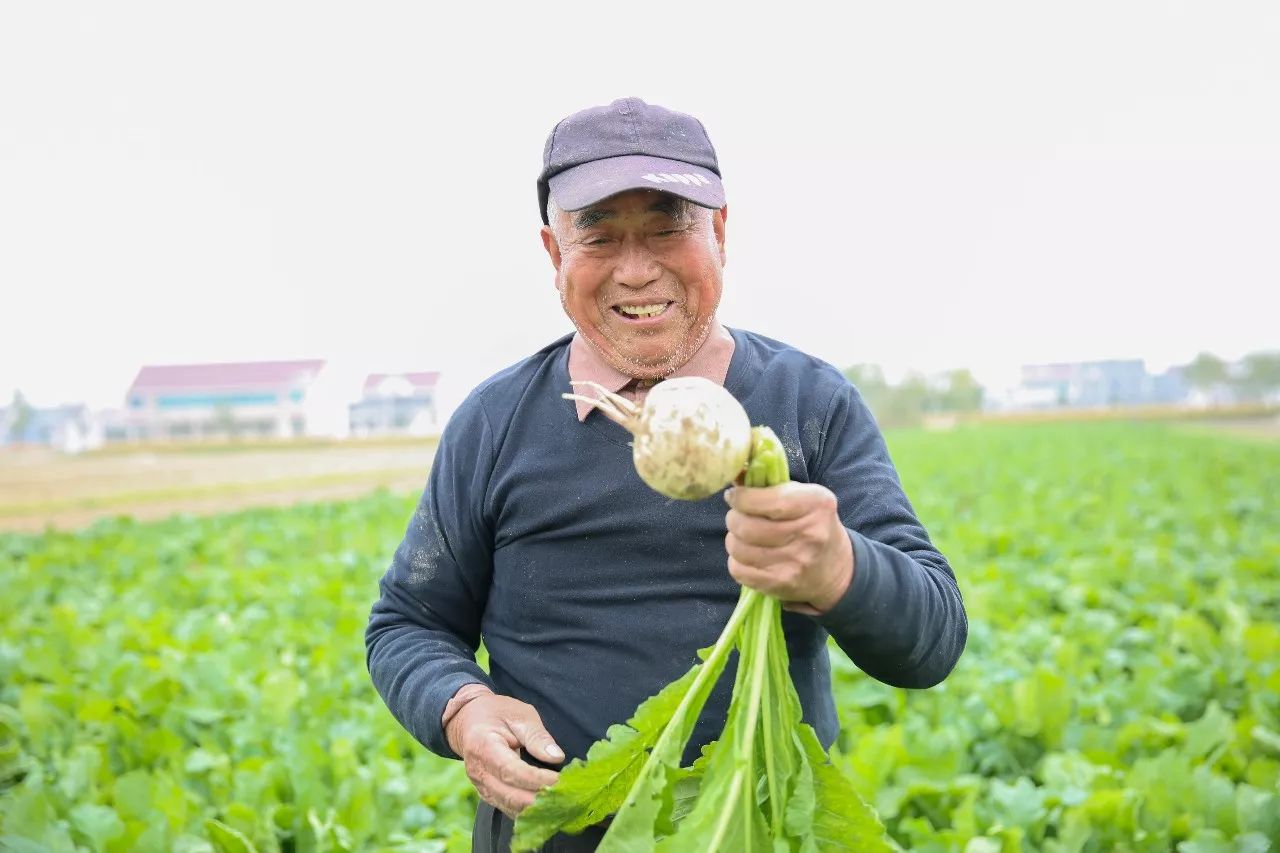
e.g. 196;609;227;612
563;377;753;500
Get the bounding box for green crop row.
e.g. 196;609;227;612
1;422;1277;851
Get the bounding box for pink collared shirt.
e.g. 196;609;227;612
567;323;737;421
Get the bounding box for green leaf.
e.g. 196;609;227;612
1012;668;1070;747
663;744;715;834
1234;784;1279;837
1183;701;1234;761
1;836;76;853
512;638;733;851
112;769;153;821
184;748;226;774
651;604;773;853
1233;834;1273;853
656;701;767;851
206;818;257;853
1251;725;1280;757
654;751;771;853
782;732;815;839
69;802;125;850
751;610;803;846
988;777;1048;829
795;725;895;852
1174;830;1233;853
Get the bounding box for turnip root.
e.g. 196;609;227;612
564;377;752;500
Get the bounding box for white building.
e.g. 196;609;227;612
349;372;440;437
121;359;348;441
0;403;104;453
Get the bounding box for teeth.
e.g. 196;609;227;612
618;303;668;317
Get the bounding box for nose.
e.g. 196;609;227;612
613;238;661;288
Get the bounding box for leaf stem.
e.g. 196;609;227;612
706;596;776;851
758;598;784;837
608;586;762;824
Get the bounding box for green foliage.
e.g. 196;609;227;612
0;492;474;851
842;365;985;428
5;390;33;443
838;422;1280;850
510;661;711;846
1183;353;1230;391
1;422;1278;850
515;427;890;851
1182;349;1280;400
1240;351;1280;399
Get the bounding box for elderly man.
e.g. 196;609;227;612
365;98;967;852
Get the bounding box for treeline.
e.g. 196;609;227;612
1182;350;1280;400
841;365;984;428
843;349;1280;429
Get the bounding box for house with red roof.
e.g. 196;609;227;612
122;359;327;441
349;371;440;437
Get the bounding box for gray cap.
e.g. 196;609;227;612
537;97;725;224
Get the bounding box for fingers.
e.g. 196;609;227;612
484;733;560;791
782;601;822;616
727;555;799;598
724;531;782;569
467;733;560;818
724;481;835;521
454;696;564;819
508;717;566;765
726;508;802;547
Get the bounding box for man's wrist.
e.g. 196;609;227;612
811;525;856;614
442;683;494;754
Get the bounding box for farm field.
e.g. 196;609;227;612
1;421;1278;851
0;440;438;534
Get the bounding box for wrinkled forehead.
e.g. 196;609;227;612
568;190;695;230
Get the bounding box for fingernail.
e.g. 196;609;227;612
723;487;734;504
547;744;564;759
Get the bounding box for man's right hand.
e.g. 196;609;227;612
445;693;564;818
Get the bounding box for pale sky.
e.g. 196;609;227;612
3;2;1277;419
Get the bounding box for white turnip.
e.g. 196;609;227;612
563;376;753;501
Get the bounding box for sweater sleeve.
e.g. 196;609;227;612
364;395;499;760
810;383;968;689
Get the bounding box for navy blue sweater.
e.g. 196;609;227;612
364;328;967;764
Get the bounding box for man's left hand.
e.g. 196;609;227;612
724;482;854;615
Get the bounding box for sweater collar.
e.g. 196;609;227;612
567;322;736;422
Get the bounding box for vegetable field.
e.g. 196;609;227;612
1;422;1278;851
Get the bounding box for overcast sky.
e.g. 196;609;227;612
2;2;1277;417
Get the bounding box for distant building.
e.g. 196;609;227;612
1019;359;1151;408
1147;367;1189;405
122;359;327;441
349;372;440;437
1002;359;1192;411
0;403;104;453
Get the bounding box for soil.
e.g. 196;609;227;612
0;441;437;534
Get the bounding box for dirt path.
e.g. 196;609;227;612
1176;416;1280;443
0;442;436;534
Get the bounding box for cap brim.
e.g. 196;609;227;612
547;154;725;214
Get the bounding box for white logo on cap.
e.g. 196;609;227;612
642;172;712;186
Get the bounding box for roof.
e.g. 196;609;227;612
128;360;326;393
363;371;440;393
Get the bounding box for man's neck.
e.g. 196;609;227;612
566;323;735;421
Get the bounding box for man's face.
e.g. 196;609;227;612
541;189;728;380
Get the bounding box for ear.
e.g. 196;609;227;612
713;205;728;266
540;225;562;275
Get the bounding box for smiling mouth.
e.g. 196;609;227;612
612;302;673;320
